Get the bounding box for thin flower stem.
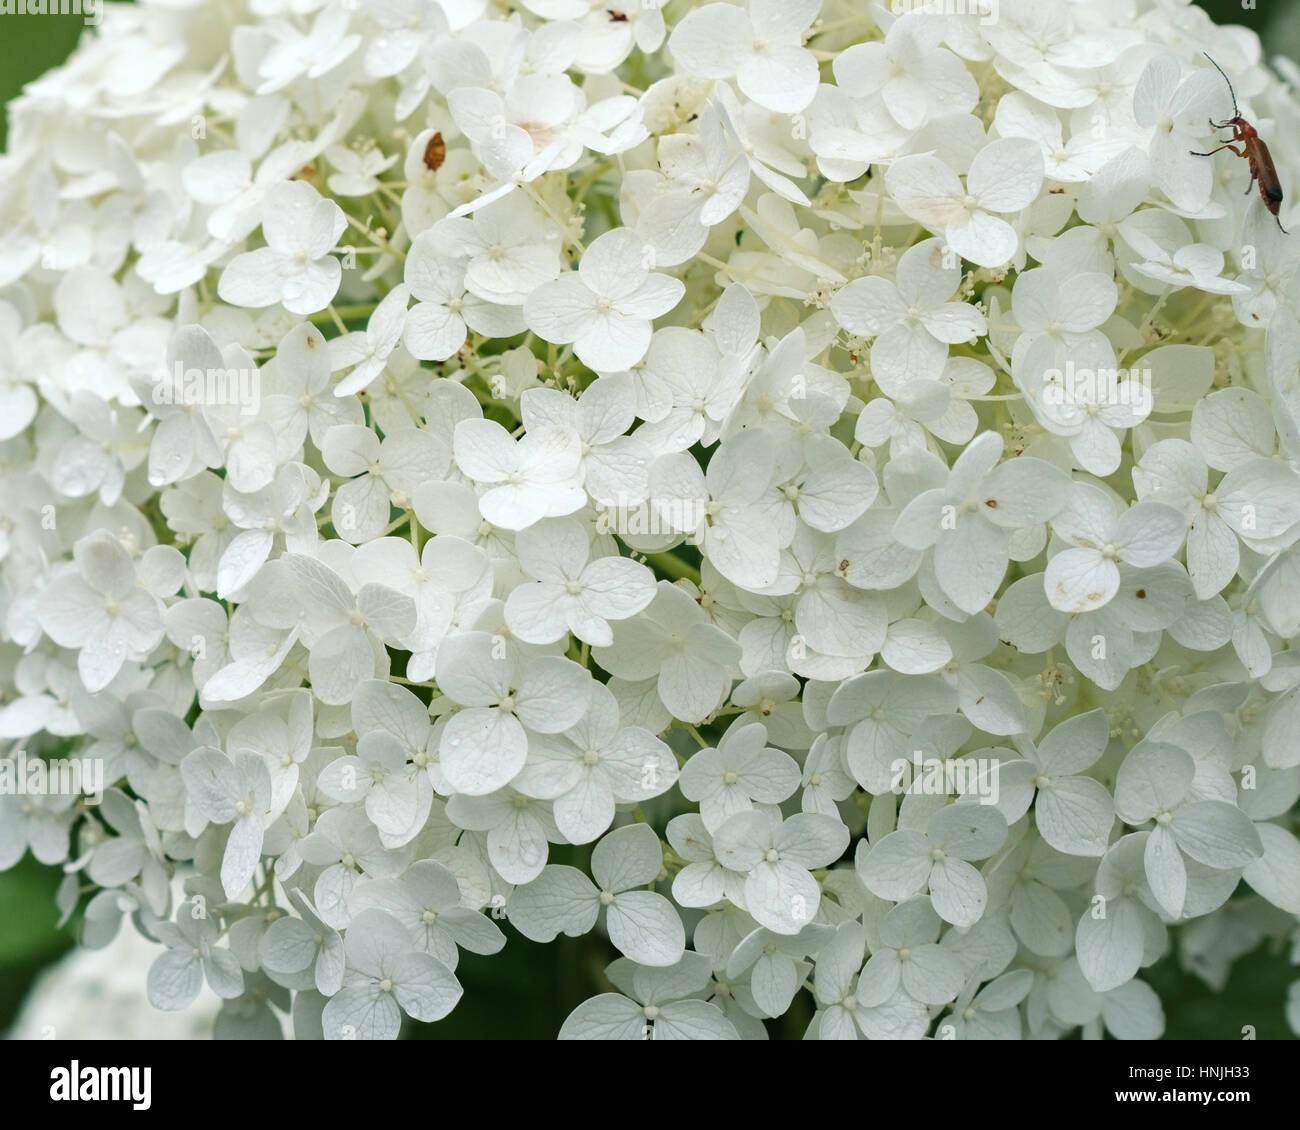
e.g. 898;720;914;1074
309;303;380;328
676;721;710;748
345;213;406;261
379;512;412;537
644;552;701;585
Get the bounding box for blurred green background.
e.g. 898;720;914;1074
0;1;1296;1040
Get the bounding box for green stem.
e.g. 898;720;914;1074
644;552;701;585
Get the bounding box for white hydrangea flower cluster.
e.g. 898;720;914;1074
2;0;1300;1041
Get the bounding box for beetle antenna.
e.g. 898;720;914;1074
1203;52;1240;120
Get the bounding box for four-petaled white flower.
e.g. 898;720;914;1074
218;181;348;316
510;823;686;966
524;228;685;372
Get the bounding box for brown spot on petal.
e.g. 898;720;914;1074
423;132;446;171
984;499;998;508
1135;588;1146;599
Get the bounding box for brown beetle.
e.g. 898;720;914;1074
1190;53;1288;234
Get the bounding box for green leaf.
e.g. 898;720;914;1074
0;858;69;966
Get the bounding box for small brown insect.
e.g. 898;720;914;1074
1135;588;1146;599
1190;54;1288;234
839;558;850;572
984;498;998;509
423;132;446;172
607;8;628;20
1048;187;1065;195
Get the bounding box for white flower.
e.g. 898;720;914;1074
942;969;1034;1040
351;534;492;668
331;285;410;396
524;228;685;372
218;181;347;316
0;791;77;871
520;377;651;508
857;896;965;1007
505;518;655;646
713;809;848;935
825;671;956;793
257;5;361;94
323;423;448;543
453;418;585;530
270;553;416;705
886;139;1045;268
262;322;363;447
668;0;821;115
403;231;525;360
430;194;563;305
994;91;1127;182
1130;242;1251;295
298;806;409;929
147;900;244;1011
833;13;977;131
810;921;929;1040
593;582;742;724
831;238;986;386
325;143;399;197
666;813;747;909
37;531;165;694
1134;439;1300;599
510;822;686;966
648;429;790;590
316;682;434;848
322;908;462;1039
346;860;505;969
634;326;741;454
259;889;346;996
992;709;1116;858
1045;485;1186;613
859;803;1009;927
1113;738;1262;919
217;463;323;598
893;432;1071;614
558;952;738;1039
0;304;44;440
435;630;592;796
180;747;274;898
517;683;678;844
678;721;800;833
798;733;855;817
1132;54;1224;213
